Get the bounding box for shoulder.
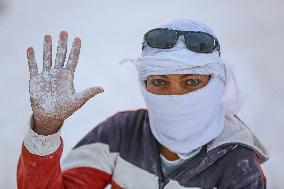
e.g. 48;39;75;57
73;109;148;151
221;145;264;173
218;145;266;188
208;115;269;164
111;108;148;126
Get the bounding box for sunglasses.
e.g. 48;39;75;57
143;28;220;56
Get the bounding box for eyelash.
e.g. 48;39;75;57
151;79;167;87
151;79;201;87
185;79;200;86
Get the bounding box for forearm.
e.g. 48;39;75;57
17;140;64;189
17;116;64;189
18;141;112;189
17;117;112;189
20;31;106;189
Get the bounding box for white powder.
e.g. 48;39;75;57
28;32;104;134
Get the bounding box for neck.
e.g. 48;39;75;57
159;144;180;161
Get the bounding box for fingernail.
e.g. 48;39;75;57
27;47;34;57
60;31;68;40
44;35;52;44
73;37;81;46
95;87;104;93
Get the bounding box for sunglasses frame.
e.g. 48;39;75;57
143;28;221;56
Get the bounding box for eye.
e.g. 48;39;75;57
151;79;167;87
185;79;200;86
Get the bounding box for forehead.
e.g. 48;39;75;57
147;74;210;79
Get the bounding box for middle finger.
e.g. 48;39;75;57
54;31;68;69
43;35;52;71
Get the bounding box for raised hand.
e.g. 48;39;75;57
27;31;104;135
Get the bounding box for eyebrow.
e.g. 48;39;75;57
149;75;195;79
159;75;167;78
180;74;195;78
149;74;209;79
150;75;168;78
180;74;209;78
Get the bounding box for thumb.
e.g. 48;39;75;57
71;87;104;111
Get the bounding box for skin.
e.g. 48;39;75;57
27;31;104;135
27;31;210;161
146;74;210;160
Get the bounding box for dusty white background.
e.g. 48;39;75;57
0;0;283;188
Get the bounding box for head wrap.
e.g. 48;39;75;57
133;18;242;158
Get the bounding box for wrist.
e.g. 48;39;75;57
24;116;62;156
33;124;61;136
32;115;63;136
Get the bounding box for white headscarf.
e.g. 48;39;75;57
133;18;242;159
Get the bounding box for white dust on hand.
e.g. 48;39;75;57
28;32;104;135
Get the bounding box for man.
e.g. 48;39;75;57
17;18;269;188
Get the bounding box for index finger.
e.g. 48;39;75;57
27;47;38;78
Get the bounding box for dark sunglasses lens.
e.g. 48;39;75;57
145;29;177;49
185;32;216;53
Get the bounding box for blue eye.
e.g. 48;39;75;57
152;79;167;87
186;79;199;86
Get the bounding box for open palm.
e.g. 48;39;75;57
27;31;104;135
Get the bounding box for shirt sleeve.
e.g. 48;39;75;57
218;146;267;189
17;115;121;189
23;115;61;156
241;176;266;189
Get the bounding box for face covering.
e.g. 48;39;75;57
139;73;225;159
132;18;242;159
